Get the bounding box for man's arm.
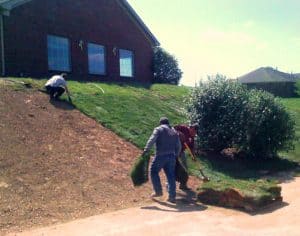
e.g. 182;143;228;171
143;128;159;154
187;137;195;155
64;85;72;102
175;134;182;157
64;85;70;96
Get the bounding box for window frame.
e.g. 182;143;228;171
119;49;134;78
47;34;71;72
87;42;106;76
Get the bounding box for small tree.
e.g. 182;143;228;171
152;47;182;85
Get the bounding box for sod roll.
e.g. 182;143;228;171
130;153;151;187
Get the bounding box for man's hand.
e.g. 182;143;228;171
68;95;73;103
142;150;148;156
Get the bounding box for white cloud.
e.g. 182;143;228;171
243;20;255;28
198;28;268;50
291;37;300;45
199;29;254;45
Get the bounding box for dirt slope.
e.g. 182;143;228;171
0;86;156;233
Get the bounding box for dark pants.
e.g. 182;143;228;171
150;153;176;199
45;86;65;99
177;152;189;187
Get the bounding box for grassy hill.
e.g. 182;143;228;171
3;77;300;210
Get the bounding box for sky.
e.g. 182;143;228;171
127;0;300;86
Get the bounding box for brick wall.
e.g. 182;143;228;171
3;0;155;82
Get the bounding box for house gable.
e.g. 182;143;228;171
0;0;159;46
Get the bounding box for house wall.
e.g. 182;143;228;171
245;82;296;97
3;0;155;82
0;15;3;76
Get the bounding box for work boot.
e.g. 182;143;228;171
150;192;163;198
167;197;176;204
179;184;191;191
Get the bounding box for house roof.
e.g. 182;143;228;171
0;0;31;12
0;0;160;46
238;67;299;84
117;0;159;46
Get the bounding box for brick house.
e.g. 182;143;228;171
0;0;159;82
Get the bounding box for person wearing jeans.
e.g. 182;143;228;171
143;117;181;203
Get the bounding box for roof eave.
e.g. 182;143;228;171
0;0;32;15
0;0;161;47
118;0;160;47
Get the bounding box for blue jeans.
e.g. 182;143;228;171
150;153;176;199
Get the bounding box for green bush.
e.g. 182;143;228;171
186;75;249;151
152;47;182;85
186;75;296;158
244;90;296;157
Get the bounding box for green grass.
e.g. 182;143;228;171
187;153;297;199
280;98;300;162
68;81;189;148
3;77;300;204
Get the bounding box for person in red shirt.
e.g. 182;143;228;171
174;124;198;190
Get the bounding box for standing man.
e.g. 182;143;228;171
45;73;71;101
143;117;181;203
174;124;198;190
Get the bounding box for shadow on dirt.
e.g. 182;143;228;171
141;190;208;213
249;201;289;216
49;99;75;110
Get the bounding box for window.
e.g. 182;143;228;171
119;49;134;77
47;35;71;72
88;43;105;75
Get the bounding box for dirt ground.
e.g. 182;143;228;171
0;84;200;235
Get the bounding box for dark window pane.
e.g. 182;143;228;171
88;43;105;75
47;35;70;72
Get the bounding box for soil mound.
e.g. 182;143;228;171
0;87;153;233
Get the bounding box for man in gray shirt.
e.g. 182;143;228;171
143;117;181;203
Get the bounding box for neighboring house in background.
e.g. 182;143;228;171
0;0;159;82
237;67;300;97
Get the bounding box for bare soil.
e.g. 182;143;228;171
0;85;200;235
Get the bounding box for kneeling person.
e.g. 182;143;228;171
45;73;70;100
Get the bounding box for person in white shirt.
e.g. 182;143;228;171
45;73;71;101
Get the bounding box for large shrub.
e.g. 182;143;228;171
186;75;249;151
186;75;296;158
152;47;182;85
243;90;296;157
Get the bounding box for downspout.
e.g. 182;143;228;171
0;14;5;76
